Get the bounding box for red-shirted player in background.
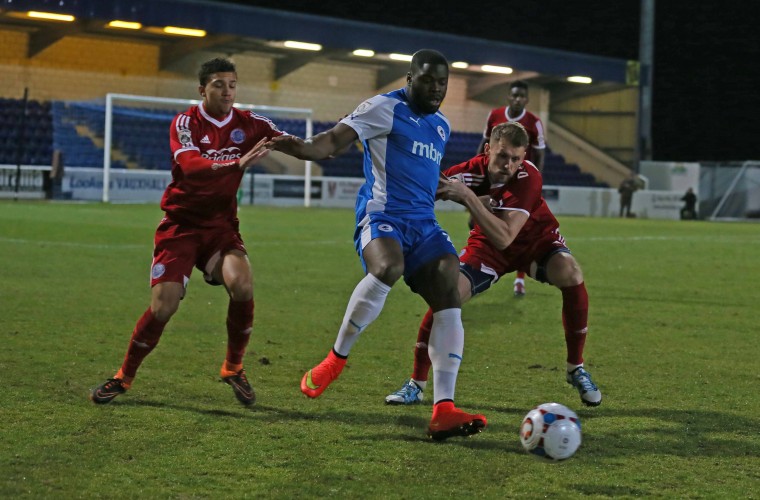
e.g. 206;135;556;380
385;122;601;407
90;58;277;406
477;80;546;297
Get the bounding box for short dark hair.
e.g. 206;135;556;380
198;57;236;86
410;49;448;72
491;122;529;148
510;80;529;92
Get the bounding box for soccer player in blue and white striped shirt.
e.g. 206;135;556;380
267;49;487;441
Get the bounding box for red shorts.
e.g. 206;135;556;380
460;228;569;281
149;217;246;287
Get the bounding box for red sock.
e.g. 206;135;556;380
561;282;589;365
411;309;434;382
118;308;168;380
226;299;254;366
515;271;526;280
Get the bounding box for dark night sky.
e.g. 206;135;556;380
238;0;760;162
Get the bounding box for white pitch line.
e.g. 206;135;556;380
571;235;760;242
0;237;146;250
2;235;756;250
0;237;349;250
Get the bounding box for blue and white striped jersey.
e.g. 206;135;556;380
340;88;450;221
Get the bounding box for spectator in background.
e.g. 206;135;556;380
681;187;698;220
90;57;278;407
618;171;640;218
44;149;64;199
477;80;546;297
266;49;487;441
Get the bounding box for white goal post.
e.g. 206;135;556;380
102;93;314;205
707;160;760;221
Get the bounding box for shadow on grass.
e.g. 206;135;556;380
481;403;760;458
122;399;343;423
581;407;760;456
125;399;253;419
591;289;753;308
113;398;509;447
465;284;752;312
105;396;759;458
351;431;514;451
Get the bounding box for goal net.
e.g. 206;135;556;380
702;161;760;221
65;93;313;204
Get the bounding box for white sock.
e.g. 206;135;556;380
514;277;525;285
428;308;464;403
333;273;391;357
567;362;583;373
411;379;427;391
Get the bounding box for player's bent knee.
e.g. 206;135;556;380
551;266;583;288
367;262;403;285
150;282;183;321
227;280;253;301
151;299;180;322
554;272;583;289
547;254;583;288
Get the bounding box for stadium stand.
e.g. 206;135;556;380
0;98;53;166
2;98;606;187
440;130;609;188
51;102;105;168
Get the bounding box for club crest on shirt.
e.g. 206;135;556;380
349;100;373;120
378;224;393;233
231;128;246;144
437;125;446;141
178;129;192;145
151;263;166;279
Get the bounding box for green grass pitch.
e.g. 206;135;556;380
1;201;758;498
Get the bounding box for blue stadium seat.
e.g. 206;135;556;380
0;100;600;185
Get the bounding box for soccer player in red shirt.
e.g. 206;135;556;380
90;58;278;406
386;122;602;407
477;80;547;297
477;81;546;169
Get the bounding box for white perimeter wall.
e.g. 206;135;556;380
46;168;685;220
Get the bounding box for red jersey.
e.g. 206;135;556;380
483;107;546;164
162;102;284;227
443;155;560;272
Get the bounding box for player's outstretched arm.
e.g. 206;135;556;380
238;138;271;171
266;123;358;161
437;178;527;250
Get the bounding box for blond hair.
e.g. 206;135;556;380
491;122;529;148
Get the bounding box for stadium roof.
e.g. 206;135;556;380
1;0;634;99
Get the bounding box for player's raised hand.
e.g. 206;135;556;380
265;124;357;161
238;138;270;171
264;135;305;156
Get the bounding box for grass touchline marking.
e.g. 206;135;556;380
0;237;351;249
